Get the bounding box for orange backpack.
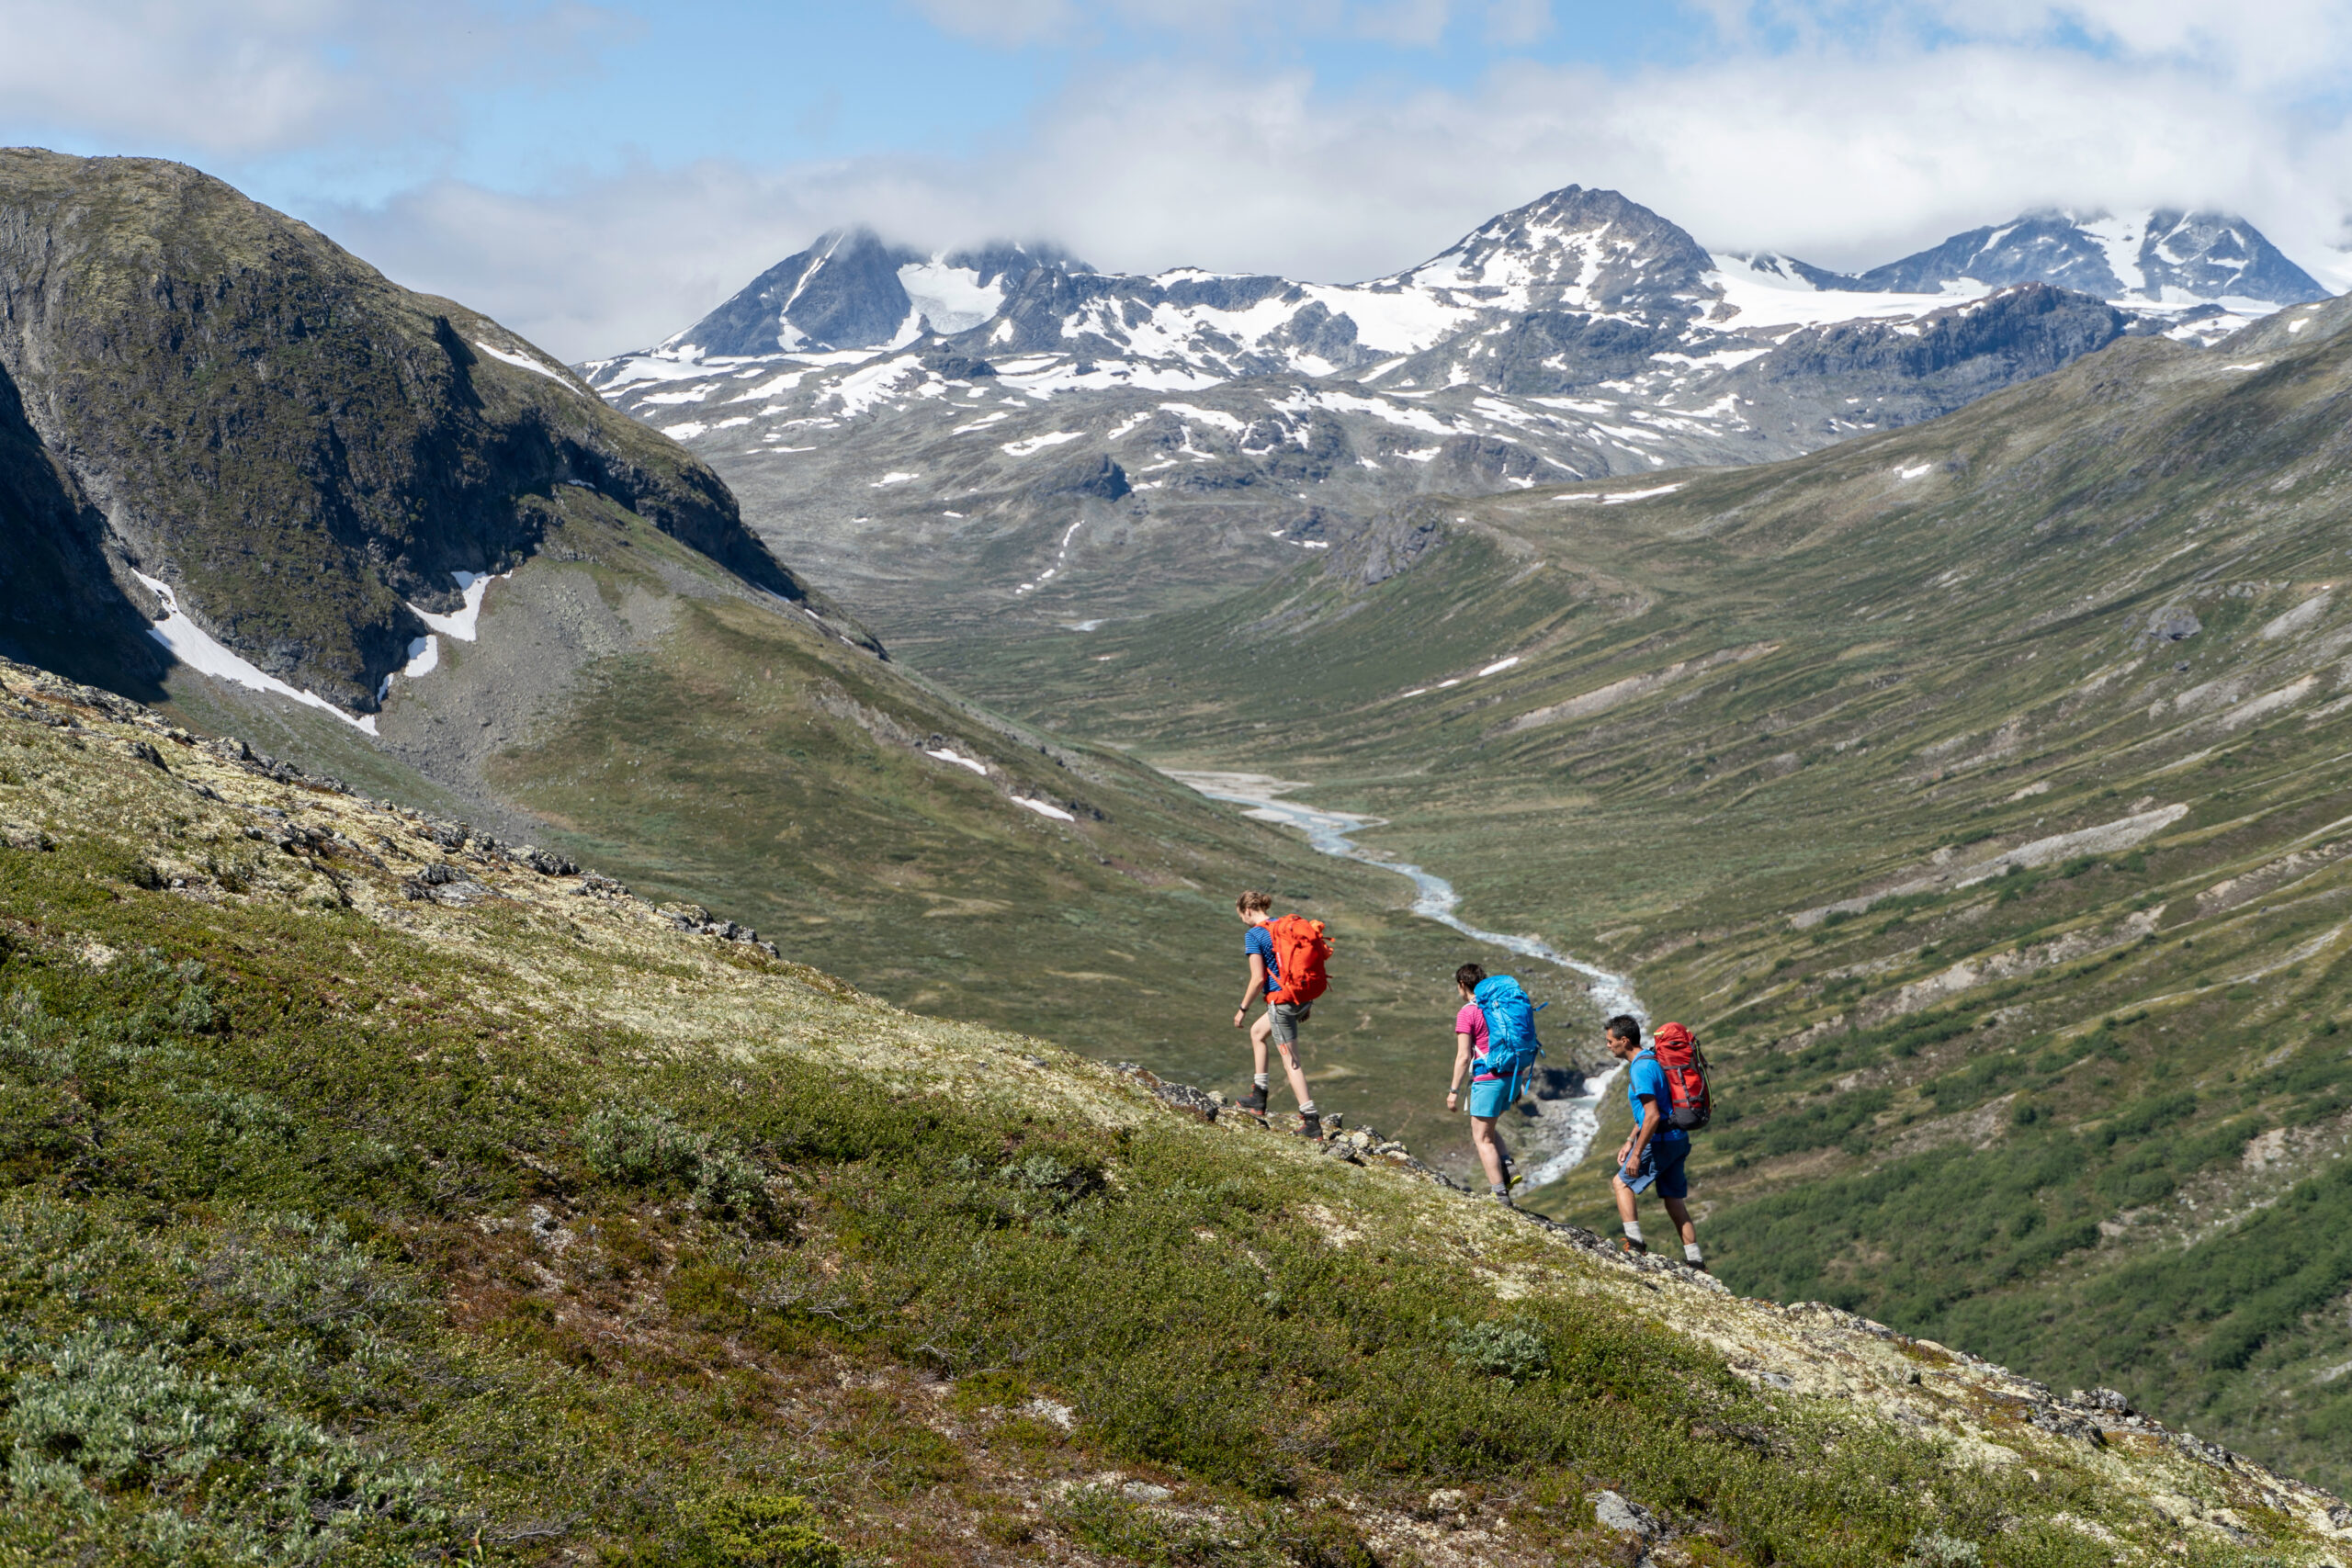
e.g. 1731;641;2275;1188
1266;914;1332;1004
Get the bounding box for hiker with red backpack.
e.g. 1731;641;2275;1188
1444;963;1543;1206
1231;889;1332;1137
1608;1014;1708;1269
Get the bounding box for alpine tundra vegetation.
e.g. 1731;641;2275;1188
0;658;2344;1564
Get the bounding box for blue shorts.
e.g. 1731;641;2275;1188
1467;1071;1521;1119
1619;1136;1690;1200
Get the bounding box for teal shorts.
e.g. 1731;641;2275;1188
1467;1072;1520;1119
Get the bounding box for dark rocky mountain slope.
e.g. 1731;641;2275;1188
1834;208;2329;305
0;148;820;714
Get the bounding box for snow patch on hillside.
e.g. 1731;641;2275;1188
899;258;1005;334
473;340;581;392
1003;430;1085;457
927;747;989;775
413;571;505;643
134;572;377;732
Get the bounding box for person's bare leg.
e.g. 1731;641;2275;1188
1612;1173;1639;1226
1250;1012;1272;1077
1469;1116;1508;1189
1276;1039;1313;1111
1663;1195;1697;1247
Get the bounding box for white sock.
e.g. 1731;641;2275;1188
1300;1101;1318;1115
1685;1243;1704;1264
1623;1221;1644;1245
1253;1074;1269;1090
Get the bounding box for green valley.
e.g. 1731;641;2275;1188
0;656;2340;1566
909;296;2352;1491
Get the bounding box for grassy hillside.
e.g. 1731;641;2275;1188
0;658;2344;1566
910;296;2352;1491
153;483;1493;1161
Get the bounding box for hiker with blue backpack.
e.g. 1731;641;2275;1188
1444;964;1544;1206
1608;1014;1708;1269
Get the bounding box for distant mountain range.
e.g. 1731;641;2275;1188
1796;208;2327;304
585;190;2332;639
651;199;2327;365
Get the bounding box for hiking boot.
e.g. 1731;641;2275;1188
1490;1191;1515;1208
1686;1258;1709;1273
1618;1236;1648;1257
1236;1085;1268;1116
1296;1111;1324;1140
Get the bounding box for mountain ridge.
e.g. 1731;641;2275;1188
586;185;2327;643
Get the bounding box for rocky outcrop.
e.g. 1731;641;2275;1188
1736;284;2129;415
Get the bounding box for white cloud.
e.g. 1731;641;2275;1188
1482;0;1553;46
904;0;1538;50
0;0;618;155
321;24;2352;363
1721;2;2352;91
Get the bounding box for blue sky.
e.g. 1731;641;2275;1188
4;1;2346;357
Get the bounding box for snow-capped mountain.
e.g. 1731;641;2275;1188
1821;209;2328;308
669;231;1083;356
582;188;2333;638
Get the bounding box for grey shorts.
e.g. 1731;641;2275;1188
1269;1001;1311;1047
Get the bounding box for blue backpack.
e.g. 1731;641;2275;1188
1472;975;1545;1075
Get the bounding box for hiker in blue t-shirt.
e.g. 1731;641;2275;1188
1606;1015;1704;1269
1231;889;1318;1136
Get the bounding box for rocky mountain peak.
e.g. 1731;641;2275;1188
670;226;920;356
1839;208;2329;305
1389;185;1716;312
673;231;1088;357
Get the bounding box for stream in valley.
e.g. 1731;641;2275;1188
1168;772;1643;1190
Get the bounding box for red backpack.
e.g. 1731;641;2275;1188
1646;1022;1713;1131
1266;914;1332;1004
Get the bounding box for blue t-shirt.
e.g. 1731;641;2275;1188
1627;1052;1690;1145
1244;924;1284;1000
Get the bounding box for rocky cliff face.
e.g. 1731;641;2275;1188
0;148;811;712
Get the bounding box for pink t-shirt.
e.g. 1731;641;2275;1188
1455;1001;1488;1059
